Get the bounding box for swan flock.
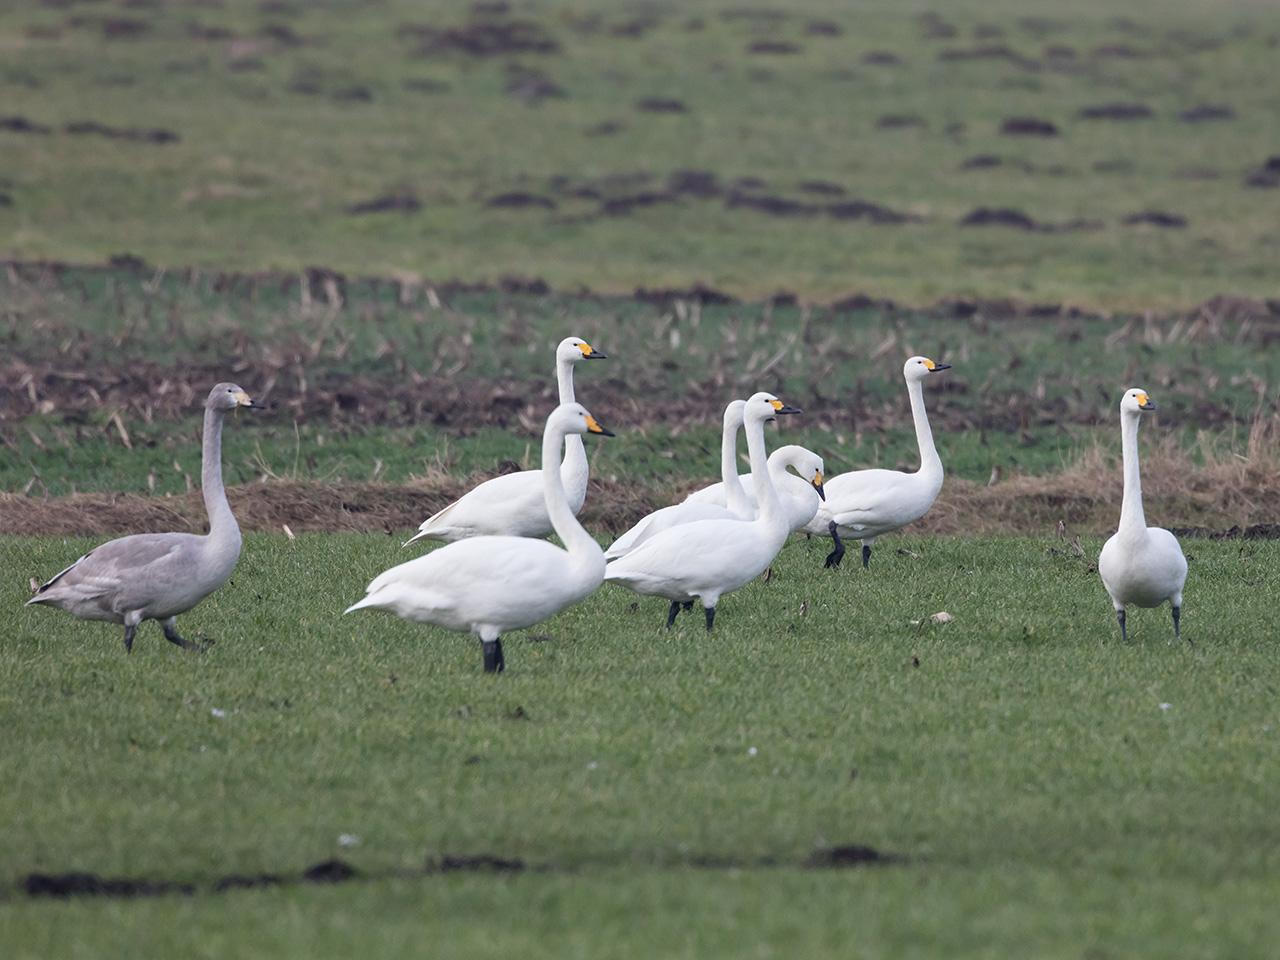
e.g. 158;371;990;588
26;341;1192;670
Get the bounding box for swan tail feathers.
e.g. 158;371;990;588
406;499;461;546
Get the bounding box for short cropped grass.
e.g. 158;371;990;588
2;533;1278;957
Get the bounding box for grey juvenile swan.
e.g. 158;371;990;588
27;383;260;652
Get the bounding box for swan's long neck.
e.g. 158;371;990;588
1119;411;1147;536
907;378;942;482
201;406;239;547
745;415;786;533
721;409;751;516
543;420;599;562
556;356;585;473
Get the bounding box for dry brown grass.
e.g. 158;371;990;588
922;415;1280;536
5;418;1280;539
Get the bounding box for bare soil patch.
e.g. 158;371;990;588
861;50;900;66
805;20;842;37
747;40;801;55
1179;104;1235;122
877;114;926;129
64;121;179;144
667;170;722;197
917;13;958;40
797;179;845;196
1000;116;1058;136
1123;210;1187;228
0;116;51;135
487;192;556;210
1245;156;1280;189
346;192;422;215
636;97;688;114
960;207;1037;230
505;65;566;103
403;20;560;57
939;45;1039;70
600;191;679;216
1078;102;1153;120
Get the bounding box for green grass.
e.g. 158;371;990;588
6;266;1278;500
2;0;1280;307
3;533;1278;956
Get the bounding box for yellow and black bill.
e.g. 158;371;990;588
769;399;804;415
585;415;616;437
578;342;608;359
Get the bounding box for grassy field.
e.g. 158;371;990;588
2;532;1279;957
4;0;1280;955
2;0;1279;307
4;265;1279;523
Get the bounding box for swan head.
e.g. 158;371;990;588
558;336;607;363
1120;387;1158;415
770;445;826;500
207;382;260;412
722;399;747;428
554;402;615;437
904;356;951;382
745;392;803;423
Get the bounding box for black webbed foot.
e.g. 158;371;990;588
824;521;845;569
482;639;505;673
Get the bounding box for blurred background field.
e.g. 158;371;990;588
1;0;1279;307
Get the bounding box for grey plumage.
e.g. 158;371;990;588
26;383;259;652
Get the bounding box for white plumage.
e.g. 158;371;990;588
682;443;826;533
404;336;605;545
346;403;614;672
603;394;802;630
808;356;949;569
1097;388;1188;644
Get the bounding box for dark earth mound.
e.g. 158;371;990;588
1001;116;1058;136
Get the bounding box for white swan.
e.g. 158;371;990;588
607;400;825;562
405;336;605;545
808;356;950;569
346;402;613;673
603;393;801;630
604;400;754;562
1097;388;1188;644
26;383;260;652
682;443;827;533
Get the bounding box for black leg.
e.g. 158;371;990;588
162;619;203;652
704;606;716;632
861;544;872;569
1116;609;1127;644
666;601;681;629
1172;606;1188;647
123;624;136;654
681;601;694;612
824;521;845;569
482;639;505;673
